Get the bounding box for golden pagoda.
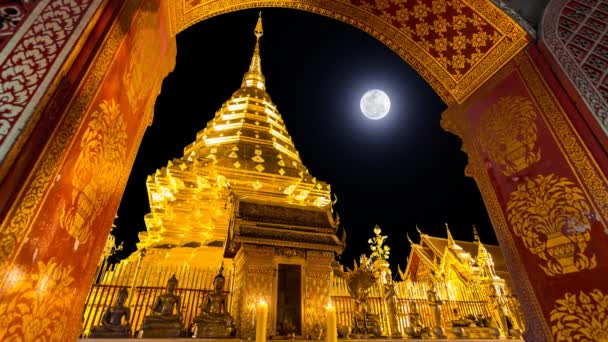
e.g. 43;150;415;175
93;14;343;338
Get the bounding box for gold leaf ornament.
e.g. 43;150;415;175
478;97;541;176
507;174;596;276
550;289;608;341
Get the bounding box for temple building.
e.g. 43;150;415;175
88;15;343;338
81;15;527;340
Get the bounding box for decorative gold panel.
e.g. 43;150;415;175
0;259;74;341
59;99;127;243
478;96;540;176
550;289;608;342
506;174;597;276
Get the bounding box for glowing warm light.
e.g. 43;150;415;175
360;89;390;120
325;301;337;342
255;300;268;342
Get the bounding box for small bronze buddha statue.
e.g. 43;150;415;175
192;265;235;337
141;274;184;338
89;287;131;338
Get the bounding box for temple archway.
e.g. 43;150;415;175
0;1;607;341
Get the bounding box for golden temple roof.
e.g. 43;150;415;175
137;15;335;252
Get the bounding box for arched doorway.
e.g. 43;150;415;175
0;1;606;341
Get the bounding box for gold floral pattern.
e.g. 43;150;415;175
550;289;608;341
506;174;597;276
478;96;541;176
0;259;75;341
59;99;127;243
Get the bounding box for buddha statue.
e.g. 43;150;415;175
89;287;131;338
192;266;235;337
140;274;184;338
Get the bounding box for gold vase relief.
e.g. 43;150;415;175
506;174;597;276
59;99;128;243
550;289;608;341
478;96;541;176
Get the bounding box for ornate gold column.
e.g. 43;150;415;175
233;244;275;339
303;250;333;338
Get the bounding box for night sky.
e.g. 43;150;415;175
113;8;496;273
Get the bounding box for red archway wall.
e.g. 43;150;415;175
0;0;607;341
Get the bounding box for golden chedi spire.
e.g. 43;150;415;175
138;14;333;252
242;12;265;90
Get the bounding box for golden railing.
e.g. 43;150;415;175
329;277;499;336
81;259;522;338
81;258;233;338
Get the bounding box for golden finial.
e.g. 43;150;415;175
406;232;414;245
242;12;265;89
255;12;263;38
445;222;455;247
415;224;423;236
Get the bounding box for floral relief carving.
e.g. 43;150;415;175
478;96;541;176
59;99;127;243
550;289;608;341
506;174;597;276
0;258;75;341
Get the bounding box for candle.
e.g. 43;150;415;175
256;300;268;342
326;302;337;342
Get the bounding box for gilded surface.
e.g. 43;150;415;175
168;0;529;104
440;56;555;339
516;53;608;234
304;251;332;337
59;99;127;243
0;0;142;274
478;96;540;176
0;259;74;341
550;289;608;341
506;174;596;276
123;11;163;112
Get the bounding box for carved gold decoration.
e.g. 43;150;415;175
168;0;529;104
506;174;596;276
304;251;332;337
515;53;608;234
550;289;608;341
59;99;127;243
478;96;540;176
0;258;75;341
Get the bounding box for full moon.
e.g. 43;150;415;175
360;89;390;120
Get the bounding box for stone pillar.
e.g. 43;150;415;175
442;47;608;342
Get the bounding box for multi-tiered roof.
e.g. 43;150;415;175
138;15;341;257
